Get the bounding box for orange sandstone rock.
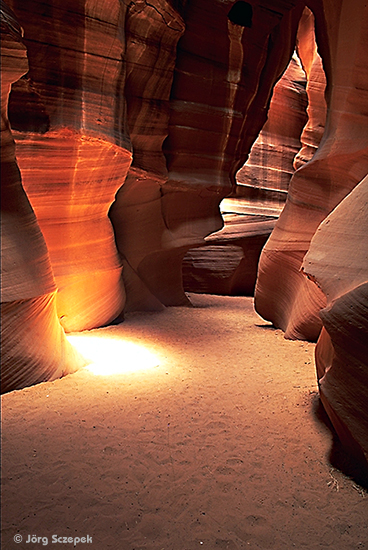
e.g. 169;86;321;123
294;7;326;169
182;7;310;299
182;213;275;296
0;2;83;393
255;0;368;341
112;0;307;309
8;0;132;331
235;52;308;213
109;0;186;311
302;177;368;463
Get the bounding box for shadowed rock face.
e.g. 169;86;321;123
303;177;368;464
182;217;273;297
182;33;309;297
109;0;187;311
111;0;308;309
1;1;84;393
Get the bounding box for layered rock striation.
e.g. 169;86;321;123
302;176;368;464
183;30;309;297
234;50;308;214
112;0;309;307
6;0;312;324
182;212;275;296
255;0;368;341
1;2;84;393
293;7;326;169
109;0;186;311
8;0;132;332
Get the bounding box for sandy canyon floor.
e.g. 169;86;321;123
2;294;368;550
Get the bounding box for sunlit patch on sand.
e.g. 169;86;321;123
66;334;159;375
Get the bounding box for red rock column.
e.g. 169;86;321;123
235;51;308;212
293;7;326;169
181;4;318;299
255;0;368;341
1;2;84;393
8;0;132;331
109;0;186;311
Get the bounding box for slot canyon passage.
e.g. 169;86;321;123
1;0;368;549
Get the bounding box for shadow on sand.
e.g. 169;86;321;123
312;394;368;491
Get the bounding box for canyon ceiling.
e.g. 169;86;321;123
1;0;367;464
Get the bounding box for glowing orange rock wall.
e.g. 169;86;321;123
1;3;83;393
8;0;132;332
7;0;309;324
255;0;368;341
302;176;368;464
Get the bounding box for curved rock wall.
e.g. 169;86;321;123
1;2;84;393
109;0;186;312
182;214;275;296
255;0;368;341
8;0;132;332
111;0;307;309
293;7;326;169
6;0;309;325
302;177;368;464
181;30;309;298
235;51;308;212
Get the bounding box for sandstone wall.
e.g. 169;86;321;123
235;50;308;212
302;176;368;464
8;0;132;332
1;2;84;392
255;0;368;341
5;0;310;328
182;25;309;297
112;0;308;307
109;0;186;312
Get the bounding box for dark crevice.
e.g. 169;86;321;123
228;1;253;28
313;396;368;491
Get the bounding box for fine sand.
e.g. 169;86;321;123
2;294;368;550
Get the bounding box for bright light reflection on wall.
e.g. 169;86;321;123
67;334;159;376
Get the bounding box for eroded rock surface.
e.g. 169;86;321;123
183;212;275;296
112;0;308;308
109;0;186;311
182;30;309;297
293;7;326;169
303;177;368;464
1;2;83;393
235;51;308;213
7;0;309;320
255;0;368;341
8;0;132;331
